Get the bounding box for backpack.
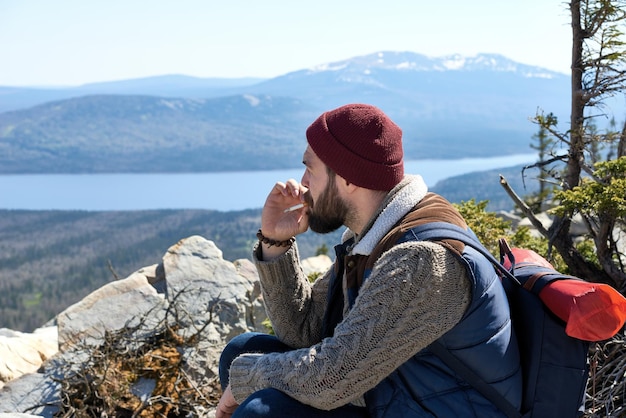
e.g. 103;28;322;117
409;222;626;418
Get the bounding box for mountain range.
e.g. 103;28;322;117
0;51;571;174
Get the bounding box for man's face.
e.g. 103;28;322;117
306;174;349;233
301;146;349;234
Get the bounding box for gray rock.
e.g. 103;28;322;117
0;373;59;417
56;264;166;350
163;236;261;341
301;254;332;277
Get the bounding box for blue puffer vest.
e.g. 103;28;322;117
322;225;522;417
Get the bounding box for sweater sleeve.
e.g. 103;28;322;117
253;241;330;348
230;240;472;410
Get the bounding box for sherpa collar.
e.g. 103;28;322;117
342;175;428;256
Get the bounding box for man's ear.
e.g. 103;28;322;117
337;175;358;194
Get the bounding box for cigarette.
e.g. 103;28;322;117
283;203;307;213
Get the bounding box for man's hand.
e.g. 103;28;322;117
216;384;238;418
259;179;309;260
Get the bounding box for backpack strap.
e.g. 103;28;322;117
409;222;522;418
408;222;522;287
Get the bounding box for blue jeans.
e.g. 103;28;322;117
219;332;369;418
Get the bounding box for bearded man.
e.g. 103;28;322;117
216;104;521;418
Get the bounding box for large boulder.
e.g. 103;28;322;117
162;236;263;341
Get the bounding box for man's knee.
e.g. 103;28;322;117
220;333;260;388
219;333;291;389
220;333;258;371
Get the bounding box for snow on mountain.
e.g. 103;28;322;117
308;51;561;79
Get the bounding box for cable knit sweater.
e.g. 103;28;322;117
229;175;472;410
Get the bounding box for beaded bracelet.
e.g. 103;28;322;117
256;229;295;248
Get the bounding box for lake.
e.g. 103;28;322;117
0;154;536;211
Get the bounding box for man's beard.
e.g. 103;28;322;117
305;181;349;234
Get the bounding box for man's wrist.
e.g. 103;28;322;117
256;229;295;248
255;230;294;261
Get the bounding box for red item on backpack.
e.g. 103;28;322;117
503;247;626;342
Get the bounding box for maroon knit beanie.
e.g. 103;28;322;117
306;103;404;191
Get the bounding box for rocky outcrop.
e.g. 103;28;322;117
0;327;57;390
0;235;332;417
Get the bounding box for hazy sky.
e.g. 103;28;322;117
0;1;573;87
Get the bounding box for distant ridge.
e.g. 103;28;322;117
0;94;318;174
0;75;266;113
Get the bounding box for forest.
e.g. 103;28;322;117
0;208;342;332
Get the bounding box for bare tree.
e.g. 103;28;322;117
506;0;626;288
